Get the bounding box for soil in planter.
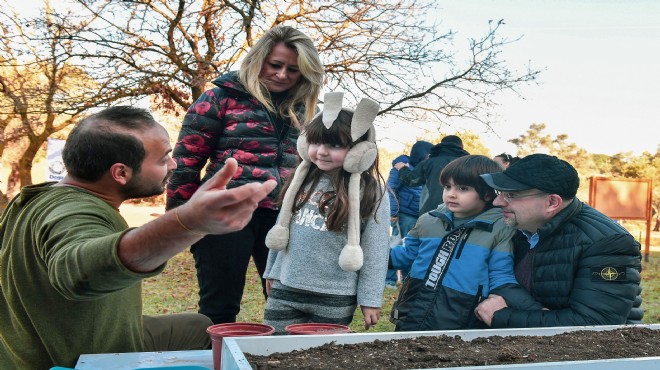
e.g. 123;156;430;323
246;327;660;369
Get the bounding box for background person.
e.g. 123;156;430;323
0;106;277;369
263;93;390;333
166;26;324;324
394;135;469;214
493;153;519;169
385;140;432;287
475;154;643;327
389;155;541;331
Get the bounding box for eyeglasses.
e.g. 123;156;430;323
495;190;548;203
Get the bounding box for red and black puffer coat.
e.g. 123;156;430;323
166;71;302;210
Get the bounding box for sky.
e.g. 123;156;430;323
382;0;658;156
6;0;659;157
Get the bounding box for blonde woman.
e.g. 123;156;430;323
166;25;324;324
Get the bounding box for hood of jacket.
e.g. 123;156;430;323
391;154;410;167
429;142;470;158
212;71;248;94
429;204;503;230
409;141;433;166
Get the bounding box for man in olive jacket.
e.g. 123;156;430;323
0;107;277;369
475;154;643;328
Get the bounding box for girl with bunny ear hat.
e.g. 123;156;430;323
262;92;390;333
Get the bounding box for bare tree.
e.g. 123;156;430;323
2;0;540;196
66;0;538;121
0;2;150;192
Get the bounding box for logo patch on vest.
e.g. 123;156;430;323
591;266;627;282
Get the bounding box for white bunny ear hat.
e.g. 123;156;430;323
265;91;379;272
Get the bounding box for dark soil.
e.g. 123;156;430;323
246;327;660;369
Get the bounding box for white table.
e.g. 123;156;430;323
76;350;213;369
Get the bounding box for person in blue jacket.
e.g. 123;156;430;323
385;140;432;287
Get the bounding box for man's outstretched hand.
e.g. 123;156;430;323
178;158;277;236
120;158;276;273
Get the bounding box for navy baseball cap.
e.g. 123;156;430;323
480;154;579;198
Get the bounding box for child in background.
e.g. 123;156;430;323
385;140;433;288
263;92;390;334
390;155;541;331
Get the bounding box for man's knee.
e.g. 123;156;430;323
143;313;212;351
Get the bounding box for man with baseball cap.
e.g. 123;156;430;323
474;154;643;328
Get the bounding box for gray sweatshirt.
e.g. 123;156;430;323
264;175;390;308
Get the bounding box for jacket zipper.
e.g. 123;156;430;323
266;109;289;205
467;284;485;327
454;228;471;259
529;244;536;292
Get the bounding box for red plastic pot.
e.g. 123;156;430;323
207;322;275;370
284;323;351;335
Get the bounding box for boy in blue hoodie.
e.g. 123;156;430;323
385;140;433;287
389;155;542;330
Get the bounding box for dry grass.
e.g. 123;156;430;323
141;252;397;332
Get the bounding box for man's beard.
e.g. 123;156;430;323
121;171;172;199
502;214;518;228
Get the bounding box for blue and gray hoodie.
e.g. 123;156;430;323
387;141;433;217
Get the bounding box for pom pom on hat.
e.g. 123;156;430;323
264;224;289;251
338;243;364;272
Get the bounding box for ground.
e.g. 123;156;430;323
245;327;660;369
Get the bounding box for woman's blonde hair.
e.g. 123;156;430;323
239;26;324;128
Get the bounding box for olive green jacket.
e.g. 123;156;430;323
0;183;163;369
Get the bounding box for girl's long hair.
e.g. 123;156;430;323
238;25;324;128
280;110;384;231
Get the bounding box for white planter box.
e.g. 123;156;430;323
221;324;660;370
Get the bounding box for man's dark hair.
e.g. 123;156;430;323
62;106;158;181
440;135;463;148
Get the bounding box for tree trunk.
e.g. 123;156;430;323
0;191;8;215
5;163;21;200
5;138;43;199
17;139;42;188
